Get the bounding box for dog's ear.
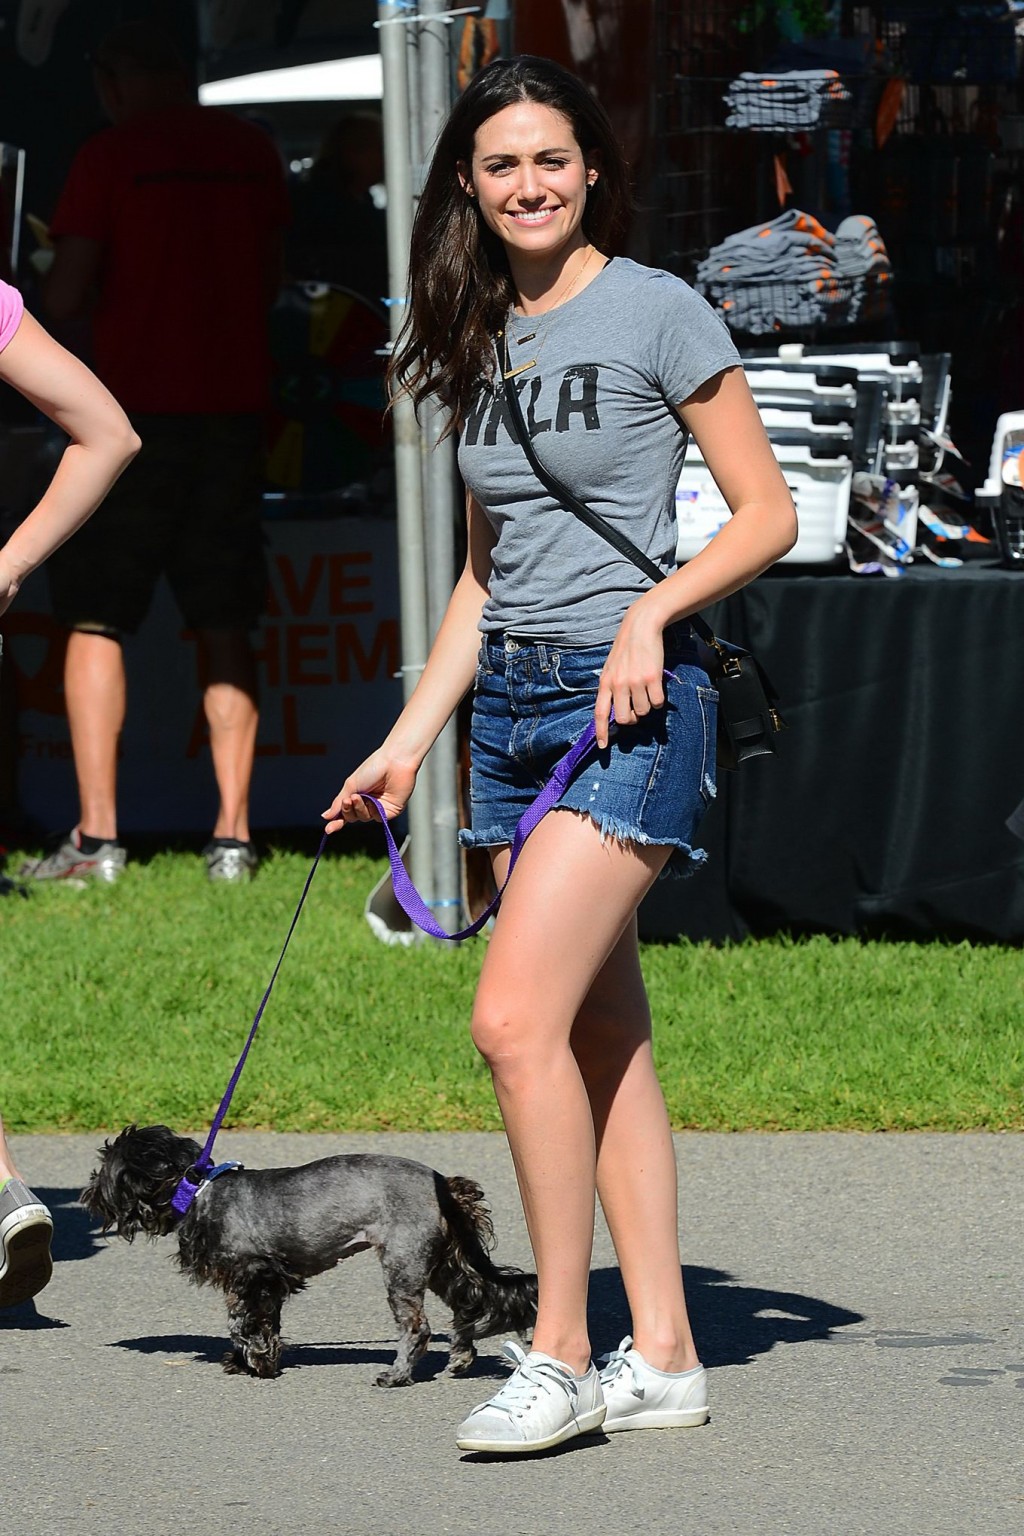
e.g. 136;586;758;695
79;1124;184;1241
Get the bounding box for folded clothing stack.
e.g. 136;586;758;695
723;69;852;130
696;211;893;335
833;214;894;321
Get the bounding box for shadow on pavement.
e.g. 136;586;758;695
30;1185;106;1264
106;1335;522;1380
0;1301;68;1331
100;1264;862;1375
589;1265;864;1368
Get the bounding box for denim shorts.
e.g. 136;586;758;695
458;627;719;878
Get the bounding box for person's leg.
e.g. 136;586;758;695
470;809;670;1376
197;628;259;843
570;917;699;1373
0;1111;22;1181
171;417;265;860
44;435;160;857
64;629;125;841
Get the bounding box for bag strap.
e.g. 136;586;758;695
498;332;716;651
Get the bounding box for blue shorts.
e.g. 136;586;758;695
458;627;718;878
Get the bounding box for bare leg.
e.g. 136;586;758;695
0;1112;22;1181
197;629;258;842
571;920;700;1373
64;630;124;841
471;810;668;1376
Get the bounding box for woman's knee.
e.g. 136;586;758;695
470;992;556;1075
470;999;521;1068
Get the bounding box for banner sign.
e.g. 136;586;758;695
5;516;402;833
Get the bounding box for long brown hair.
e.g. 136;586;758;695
387;55;632;437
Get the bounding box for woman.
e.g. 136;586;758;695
0;274;139;1306
323;56;797;1453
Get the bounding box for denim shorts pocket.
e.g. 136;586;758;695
550;648;604;696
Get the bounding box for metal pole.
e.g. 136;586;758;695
377;2;434;907
418;0;463;934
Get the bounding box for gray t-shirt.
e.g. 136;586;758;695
457;256;741;646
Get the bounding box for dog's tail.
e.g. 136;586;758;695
431;1175;538;1341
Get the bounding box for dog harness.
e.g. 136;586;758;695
172;1160;243;1216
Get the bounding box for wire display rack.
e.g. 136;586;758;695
697;271;895;337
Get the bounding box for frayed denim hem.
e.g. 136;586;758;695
458;825;513;851
459;813;707;880
559;807;709;880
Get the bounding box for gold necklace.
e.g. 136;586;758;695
500;246;597;380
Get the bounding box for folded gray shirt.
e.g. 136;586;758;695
457;257;740;646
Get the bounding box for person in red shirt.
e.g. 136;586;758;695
33;20;289;884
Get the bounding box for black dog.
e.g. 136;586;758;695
81;1124;537;1384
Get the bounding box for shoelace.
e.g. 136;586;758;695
598;1336;644;1400
484;1342;579;1421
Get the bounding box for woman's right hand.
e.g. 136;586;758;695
321;748;419;834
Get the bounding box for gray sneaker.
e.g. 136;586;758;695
21;831;126;884
0;1178;53;1307
204;838;259;883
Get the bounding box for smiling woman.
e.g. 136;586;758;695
390;57;631;435
461;101;597;279
322;54;797;1456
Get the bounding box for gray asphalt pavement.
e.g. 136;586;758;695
2;1131;1020;1536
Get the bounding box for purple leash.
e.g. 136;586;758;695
363;716;602;940
171;840;328;1217
171;716;602;1217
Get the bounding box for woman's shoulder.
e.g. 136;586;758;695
604;257;702;301
600;259;734;348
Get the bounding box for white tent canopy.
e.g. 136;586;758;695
198;53;382;105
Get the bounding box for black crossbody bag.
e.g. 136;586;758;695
499;352;785;770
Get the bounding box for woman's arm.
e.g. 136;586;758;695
0;311;140;616
594;366;797;746
651;365;798;616
323;490;496;829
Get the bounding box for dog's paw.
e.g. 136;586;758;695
374;1368;412;1388
446;1350;476;1377
247;1350;282;1379
222;1348;281;1379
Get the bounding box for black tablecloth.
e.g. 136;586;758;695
639;562;1024;944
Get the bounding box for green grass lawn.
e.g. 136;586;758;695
1;843;1021;1133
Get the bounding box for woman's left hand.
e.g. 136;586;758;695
594;602;666;750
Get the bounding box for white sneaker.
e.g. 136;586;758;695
455;1341;606;1453
599;1336;709;1432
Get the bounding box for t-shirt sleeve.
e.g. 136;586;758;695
0;278;24;352
49;134;118;243
640;269;741;406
